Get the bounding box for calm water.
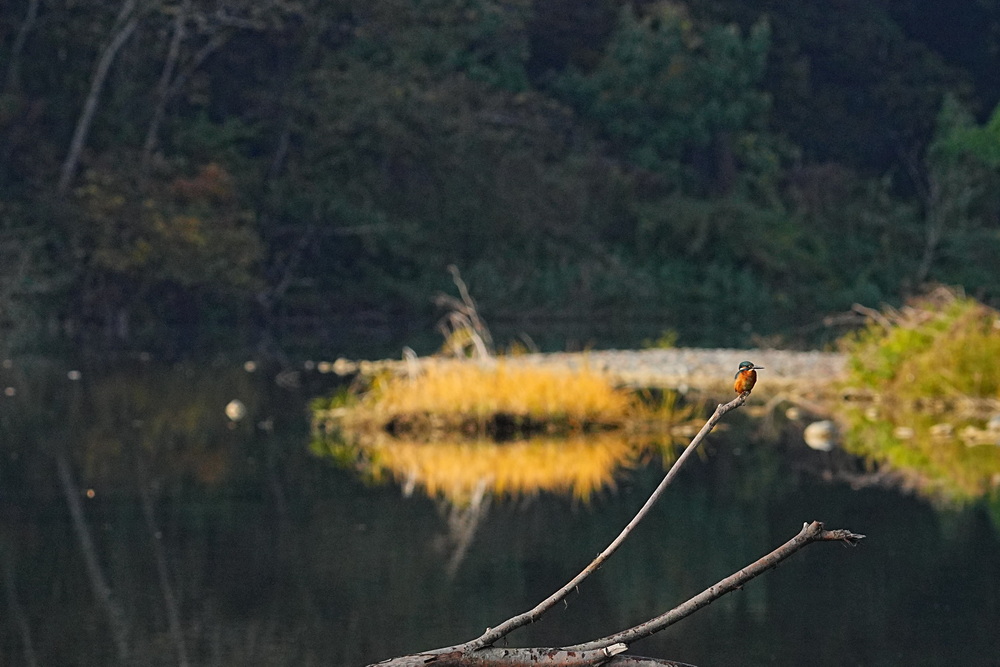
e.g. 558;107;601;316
1;358;998;666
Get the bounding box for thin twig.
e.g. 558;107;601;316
458;392;752;651
564;521;865;650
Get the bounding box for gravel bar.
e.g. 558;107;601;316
503;348;846;394
340;348;847;396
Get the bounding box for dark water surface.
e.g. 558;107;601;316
1;358;998;666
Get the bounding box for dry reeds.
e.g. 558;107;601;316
334;360;637;436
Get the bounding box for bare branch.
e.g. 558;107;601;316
565;521;865;651
457;392;752;652
435;265;494;359
141;0;191;169
4;0;40;91
372;644;628;667
363;376;866;667
55;452;130;662
604;657;697;667
57;0;142;195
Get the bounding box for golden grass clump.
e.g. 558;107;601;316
345;359;635;433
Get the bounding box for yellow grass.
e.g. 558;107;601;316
350;359;635;429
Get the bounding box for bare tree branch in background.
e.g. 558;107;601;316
140;0;191;171
57;0;142;196
3;0;40;92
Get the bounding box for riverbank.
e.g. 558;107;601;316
330;347;847;399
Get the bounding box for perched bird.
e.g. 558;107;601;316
734;360;764;395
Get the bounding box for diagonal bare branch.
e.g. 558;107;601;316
457;392;752;652
565;521;865;650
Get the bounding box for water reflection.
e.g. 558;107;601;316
1;359;999;666
314;432;657;505
837;397;1000;506
312;431;674;577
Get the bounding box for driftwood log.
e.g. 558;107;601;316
368;391;865;667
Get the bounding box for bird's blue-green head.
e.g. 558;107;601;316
735;360;763;378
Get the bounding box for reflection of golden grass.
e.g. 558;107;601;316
351;432;641;505
339;360;635;433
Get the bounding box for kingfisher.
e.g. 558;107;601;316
734;360;764;395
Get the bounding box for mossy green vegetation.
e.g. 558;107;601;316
837;288;1000;505
841;288;1000;401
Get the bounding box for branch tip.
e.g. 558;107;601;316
822;529;865;546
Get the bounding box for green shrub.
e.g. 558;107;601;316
841;288;1000;401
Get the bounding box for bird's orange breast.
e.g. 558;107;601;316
734;369;757;394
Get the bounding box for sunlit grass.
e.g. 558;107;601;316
316;359;643;435
310;357;695;503
840;288;1000;401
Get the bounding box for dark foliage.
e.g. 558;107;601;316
2;0;999;355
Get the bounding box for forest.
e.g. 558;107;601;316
2;0;1000;356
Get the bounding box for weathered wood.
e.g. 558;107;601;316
454;393;750;653
371;644;628;667
564;521;865;650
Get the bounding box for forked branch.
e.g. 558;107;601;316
369;521;863;667
367;389;865;667
565;521;864;650
455;392;751;652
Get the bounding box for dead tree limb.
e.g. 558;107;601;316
435;265;494;359
454;392;751;652
368;392;762;667
57;0;141;195
369;520;862;667
364;375;866;667
371;645;628;667
565;521;865;650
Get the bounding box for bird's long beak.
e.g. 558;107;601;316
753;365;764;370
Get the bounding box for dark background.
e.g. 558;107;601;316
2;0;1000;356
